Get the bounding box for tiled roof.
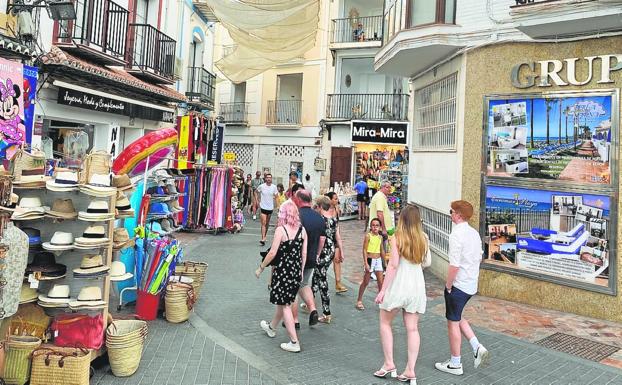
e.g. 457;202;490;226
0;34;36;57
39;46;187;103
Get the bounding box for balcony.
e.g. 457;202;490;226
54;0;129;65
267;100;302;126
330;16;382;50
126;24;176;84
326;94;409;121
186;66;216;109
220;102;249;125
510;0;622;39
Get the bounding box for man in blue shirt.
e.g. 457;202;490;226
354;178;368;220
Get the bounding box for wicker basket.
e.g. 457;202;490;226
174;262;208;298
164;282;196;323
105;320;148;377
30;347;90;385
3;336;41;385
79;151;111;184
11;149;45;182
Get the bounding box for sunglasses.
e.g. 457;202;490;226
449;209;454;215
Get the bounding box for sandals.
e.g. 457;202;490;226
373;367;397;378
317;315;332;324
397;374;417;384
355;302;365;311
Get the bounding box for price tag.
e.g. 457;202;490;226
28;274;39;289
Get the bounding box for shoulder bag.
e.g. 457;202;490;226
260;226;302;267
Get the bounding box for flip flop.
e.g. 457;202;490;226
355;302;365;311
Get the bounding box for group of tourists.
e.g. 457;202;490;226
251;169;490;384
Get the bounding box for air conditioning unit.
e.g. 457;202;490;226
173;56;184;80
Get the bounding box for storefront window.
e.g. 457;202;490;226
482;90;616;293
43;120;94;169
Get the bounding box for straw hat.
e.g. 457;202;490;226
42;231;74;251
112;228;135;251
73;254;110;275
11;197;47;220
46;171;79;192
110;261;133;281
19;283;38;304
78;200;114;221
37;284;72;307
80;174;116;197
68;286;107;309
74;225;109;247
45;198;78;219
112;174;134;191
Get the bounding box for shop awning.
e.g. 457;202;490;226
39;46;187;104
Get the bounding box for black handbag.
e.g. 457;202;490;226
260;226;302;267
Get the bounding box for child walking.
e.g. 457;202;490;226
276;183;287;209
356;218;385;310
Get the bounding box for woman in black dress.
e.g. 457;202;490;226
255;200;308;352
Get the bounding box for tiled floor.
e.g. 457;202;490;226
337;218;622;370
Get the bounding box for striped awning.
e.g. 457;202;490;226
193;0;219;22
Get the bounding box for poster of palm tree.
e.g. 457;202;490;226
485;94;613;185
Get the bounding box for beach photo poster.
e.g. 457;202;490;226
486;94;613;185
484;185;611;286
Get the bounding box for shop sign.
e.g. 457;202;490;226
107;125;120;160
223;152;235;162
314;157;326;171
177;116;190;169
511;55;622;89
57;87;175;123
207;122;225;164
351;120;407;145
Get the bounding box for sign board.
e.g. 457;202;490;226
207;122;225;164
223;152;236;162
314;157;326;171
57;87;175;123
107;125;120;159
351;120;408;145
177;116;190;169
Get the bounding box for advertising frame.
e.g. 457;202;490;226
480;89;619;295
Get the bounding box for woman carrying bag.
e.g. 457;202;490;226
255;201;307;353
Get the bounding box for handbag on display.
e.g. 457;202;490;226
50;313;104;350
30;347;90;385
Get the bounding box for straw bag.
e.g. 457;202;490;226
164;282;196;323
105;319;148;377
9;304;51;341
3;335;41;385
11;149;45;182
79;151;111;184
30;347;90;385
174;261;208;298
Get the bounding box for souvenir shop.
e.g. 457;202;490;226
328;120;409;220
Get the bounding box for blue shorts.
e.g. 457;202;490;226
444;286;472;321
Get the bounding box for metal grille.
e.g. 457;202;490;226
535;333;619;362
223;143;253;168
413;73;457;151
418;204;452;255
275;145;303;158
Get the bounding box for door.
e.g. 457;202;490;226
330;147;352;186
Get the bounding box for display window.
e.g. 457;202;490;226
42;120;94;169
481;89;617;294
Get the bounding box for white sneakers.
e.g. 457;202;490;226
260;320;276;338
434;360;464;376
280;341;301;353
474;345;490;368
253;214;257;221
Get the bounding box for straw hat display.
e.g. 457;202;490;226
68;286;107;309
45;171;79;192
112;228;134;251
42;231;74;251
37;284;72;308
115;192;135;218
78;200;114;221
79;174;116;197
74;225;109;248
19;283;38;304
44;198;78;219
10;197;47;220
110;261;133;282
25;252;67;280
112;174;135;192
73;254;110;277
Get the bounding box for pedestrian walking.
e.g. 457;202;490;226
435;200;490;376
369;181;394;237
257;174;278;246
325;192;347;294
276;183;286;209
374;204;431;384
251;171;263;220
312;196;344;323
255;201;308;353
291;189;325;326
354;178;368;220
242;174;253;213
355;218;385;310
303;174;316;198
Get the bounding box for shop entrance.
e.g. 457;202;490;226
330;147;352;186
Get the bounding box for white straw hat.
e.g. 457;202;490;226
68;286;107;308
78;200;114;221
42;231;74;251
110;261;133;282
72;254;110;275
38;284;72;307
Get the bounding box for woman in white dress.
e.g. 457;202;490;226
373;205;431;385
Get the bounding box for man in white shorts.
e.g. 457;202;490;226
257;174;277;246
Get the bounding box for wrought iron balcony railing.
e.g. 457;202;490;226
267;100;302;125
220;102;249;124
127;23;176;82
331;15;383;44
326;94;409;121
186;66;216;108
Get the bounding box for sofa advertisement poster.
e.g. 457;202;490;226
485;94;613;185
484;185;610;287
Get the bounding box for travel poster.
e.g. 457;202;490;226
486;95;613;185
484;185;610;287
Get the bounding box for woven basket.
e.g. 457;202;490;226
164;282;196;323
79;151;111;184
30;347;90;385
9;304;52;340
174;262;208;298
3;336;41;385
11;149;45;182
105;320;148;377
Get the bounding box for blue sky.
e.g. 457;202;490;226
489;96;611;138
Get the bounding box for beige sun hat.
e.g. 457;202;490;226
74;225;109;247
46;171;79;191
110;261;134;282
45;198;78;219
11;196;47;220
19;283;38;304
112;174;135;191
38;284;72;307
73;254;110;275
42;231;74;251
112;228;135;251
78;200;114;221
80;174;116;197
68;286;107;309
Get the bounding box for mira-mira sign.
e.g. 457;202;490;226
511;54;622;88
351;120;407;145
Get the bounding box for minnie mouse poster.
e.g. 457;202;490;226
0;78;25;159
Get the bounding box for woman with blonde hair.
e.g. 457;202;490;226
373;204;431;384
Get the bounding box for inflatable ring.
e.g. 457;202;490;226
112;127;178;177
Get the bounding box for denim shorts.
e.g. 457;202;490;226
444;286;472;321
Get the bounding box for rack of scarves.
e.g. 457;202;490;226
180;166;234;232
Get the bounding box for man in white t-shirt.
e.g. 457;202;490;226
435;200;490;376
257;173;278;246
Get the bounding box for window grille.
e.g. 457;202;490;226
413;73;457;151
418;203;452;256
